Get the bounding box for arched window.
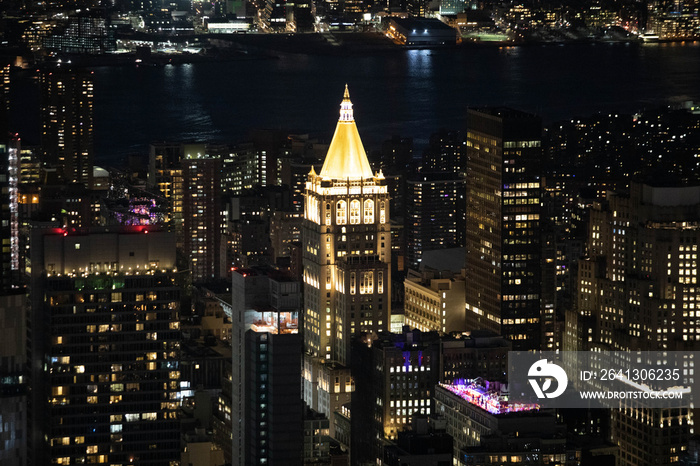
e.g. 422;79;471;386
336;200;347;225
350;200;361;225
350;272;356;295
360;272;373;294
378;271;384;294
379;201;386;224
363;199;374;224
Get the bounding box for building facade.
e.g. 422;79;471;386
404;267;466;333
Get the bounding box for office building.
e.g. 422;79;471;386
464;108;543;350
1;144;12;289
245;313;303;465
383;417;452;466
351;329;440;463
439;331;509;384
42;15;116;54
40;68;94;188
28;226;181;465
302;87;391;413
404;266;466;333
0;63;9;145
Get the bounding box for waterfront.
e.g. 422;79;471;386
10;40;700;165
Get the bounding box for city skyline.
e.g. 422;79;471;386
2;6;700;463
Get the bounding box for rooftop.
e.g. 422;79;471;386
440;380;539;415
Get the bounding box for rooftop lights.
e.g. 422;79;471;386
441;380;539;415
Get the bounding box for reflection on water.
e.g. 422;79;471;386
85;42;700;163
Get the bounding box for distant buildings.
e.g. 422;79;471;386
42;15;116;54
464;108;543;351
571;182;700;352
386;18;458;46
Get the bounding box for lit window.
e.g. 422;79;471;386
336;200;347;225
363;199;374;224
350;200;360;224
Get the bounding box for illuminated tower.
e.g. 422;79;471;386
302;86;391;413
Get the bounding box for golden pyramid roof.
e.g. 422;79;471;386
319;85;375;180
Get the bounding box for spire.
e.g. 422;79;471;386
339;84;354;122
319;86;374;180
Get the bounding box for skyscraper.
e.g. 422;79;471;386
28;227;181;465
302;86;391;413
40;68;94;188
464;108;543;351
230;267;303;466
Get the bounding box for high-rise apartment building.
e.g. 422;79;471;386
40;68;94;188
28;226;181;465
464;108;543;350
405;172;465;269
183;152;224;282
302;87;391;413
